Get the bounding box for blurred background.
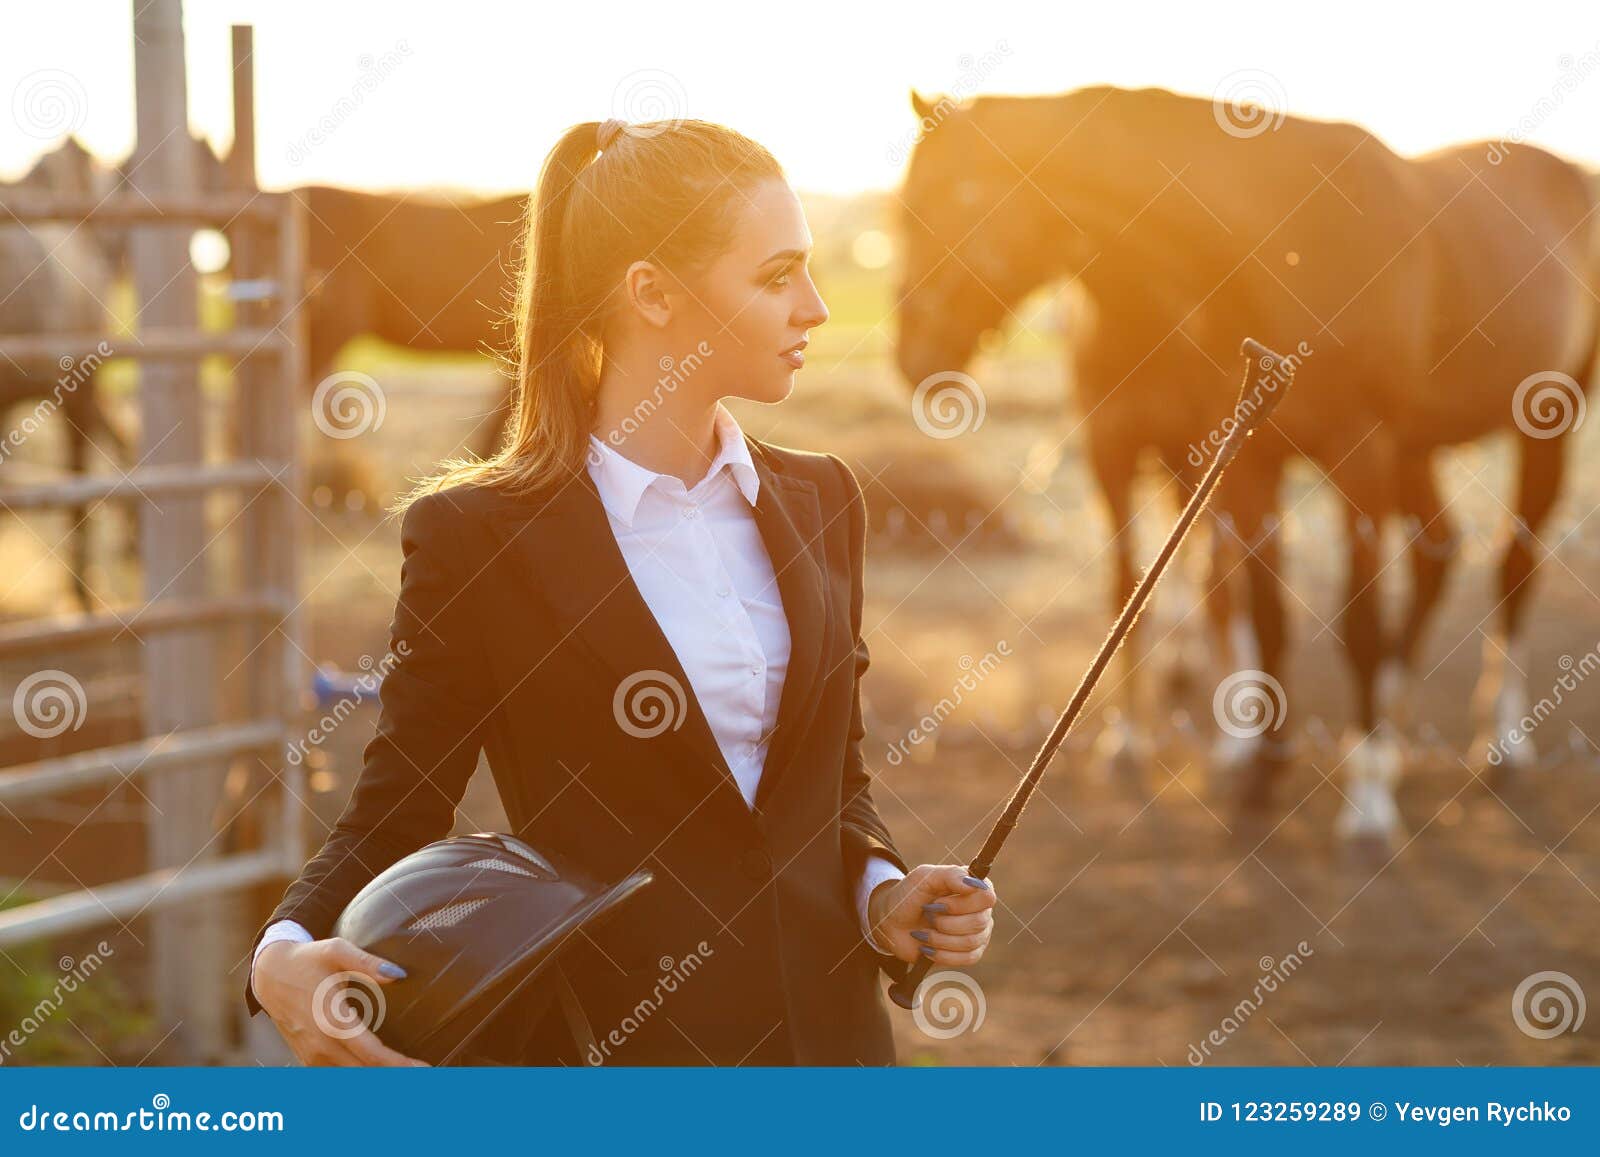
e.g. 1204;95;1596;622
1;0;1598;1066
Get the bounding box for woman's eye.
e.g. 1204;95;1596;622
767;272;792;289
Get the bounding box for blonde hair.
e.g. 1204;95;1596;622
391;119;784;513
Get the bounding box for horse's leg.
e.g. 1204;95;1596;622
1472;432;1567;774
1158;453;1223;704
1329;440;1404;843
1208;460;1290;807
1086;424;1152;780
1385;450;1459;736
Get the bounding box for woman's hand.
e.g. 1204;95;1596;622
866;864;996;966
253;937;429;1067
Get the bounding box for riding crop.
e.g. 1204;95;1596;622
888;337;1299;1010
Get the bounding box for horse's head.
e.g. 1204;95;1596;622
894;90;1085;389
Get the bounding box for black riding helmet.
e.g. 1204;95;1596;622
330;832;653;1065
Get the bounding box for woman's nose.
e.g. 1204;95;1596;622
796;280;829;328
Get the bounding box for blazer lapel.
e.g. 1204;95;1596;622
744;442;832;815
482;441;834;827
485;468;749;825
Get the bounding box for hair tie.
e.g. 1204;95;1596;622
596;118;627;152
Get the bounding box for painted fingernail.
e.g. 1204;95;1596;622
911;929;931;943
922;902;948;916
963;876;990;890
919;945;936;958
378;961;407;979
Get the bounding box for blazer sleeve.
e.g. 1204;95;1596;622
244;491;496;1016
831;454;913;984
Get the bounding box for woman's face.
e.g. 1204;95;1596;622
670;177;830;406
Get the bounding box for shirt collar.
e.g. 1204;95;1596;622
586;402;760;528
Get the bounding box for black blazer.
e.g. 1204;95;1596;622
243;436;912;1065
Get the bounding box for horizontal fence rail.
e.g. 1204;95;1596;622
0;720;286;805
0;849;290;949
0;593;289;657
0;190;285;226
0;460;289;510
0;325;290;362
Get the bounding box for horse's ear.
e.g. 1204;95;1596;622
911;89;938;122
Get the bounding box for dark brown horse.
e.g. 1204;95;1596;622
296;186;526;457
894;85;1599;843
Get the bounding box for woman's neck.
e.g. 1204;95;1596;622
591;353;721;488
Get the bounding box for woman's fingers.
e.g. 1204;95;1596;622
926;909;992;935
914;942;988;966
908;865;985;903
913;927;990;953
323;937;407;984
922;884;996;919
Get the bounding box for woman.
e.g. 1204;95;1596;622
246;117;998;1066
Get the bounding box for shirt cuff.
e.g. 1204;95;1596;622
250;919;315;999
855;853;906;955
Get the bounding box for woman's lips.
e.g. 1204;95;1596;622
780;339;807;369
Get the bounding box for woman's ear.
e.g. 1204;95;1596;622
622;259;675;329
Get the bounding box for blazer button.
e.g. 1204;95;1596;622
740;847;772;882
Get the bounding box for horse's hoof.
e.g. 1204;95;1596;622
1335;794;1405;850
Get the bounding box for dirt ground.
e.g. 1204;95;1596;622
289;349;1600;1068
3;328;1597;1065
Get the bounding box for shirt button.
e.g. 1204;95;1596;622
750;664;763;676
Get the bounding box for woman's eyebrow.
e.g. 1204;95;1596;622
758;247;809;267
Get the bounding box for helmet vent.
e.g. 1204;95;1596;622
410;897;491;932
464;857;541;879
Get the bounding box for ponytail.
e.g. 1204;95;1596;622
392;118;783;513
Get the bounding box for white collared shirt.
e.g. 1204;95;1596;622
253;404;902;992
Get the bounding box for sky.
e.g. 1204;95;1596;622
3;0;1600;195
